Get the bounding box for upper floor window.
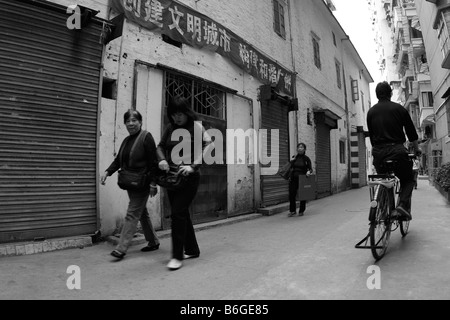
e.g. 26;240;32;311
437;12;450;66
332;32;337;46
312;33;321;69
361;91;365;113
351;77;359;102
273;0;286;39
335;59;342;89
422;92;434;108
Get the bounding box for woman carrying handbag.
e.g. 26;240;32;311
288;143;313;217
100;109;160;260
157;96;212;271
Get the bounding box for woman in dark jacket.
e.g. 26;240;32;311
288;143;313;217
157;96;212;271
100;110;160;260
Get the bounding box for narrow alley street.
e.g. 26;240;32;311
1;177;449;301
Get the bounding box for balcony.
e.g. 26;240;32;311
412;37;425;51
442;51;450;69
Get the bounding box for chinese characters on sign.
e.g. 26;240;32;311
111;0;295;95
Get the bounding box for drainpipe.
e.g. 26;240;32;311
288;0;298;156
341;36;352;189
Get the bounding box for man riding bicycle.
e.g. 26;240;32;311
367;82;421;221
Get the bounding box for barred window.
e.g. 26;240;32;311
164;71;226;120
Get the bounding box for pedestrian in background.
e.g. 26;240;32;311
100;109;160;260
157;96;212;271
288;143;313;217
412;152;421;189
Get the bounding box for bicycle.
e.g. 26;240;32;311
355;156;413;260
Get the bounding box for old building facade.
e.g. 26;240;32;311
0;0;372;243
369;0;450;173
415;0;450;167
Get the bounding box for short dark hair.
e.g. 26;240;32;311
297;142;307;150
123;109;143;124
167;96;198;125
375;81;392;100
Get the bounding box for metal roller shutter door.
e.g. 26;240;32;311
0;0;103;243
261;100;290;206
316;123;332;198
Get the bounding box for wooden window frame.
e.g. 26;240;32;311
312;33;321;70
273;0;286;39
351;77;359;102
335;59;341;89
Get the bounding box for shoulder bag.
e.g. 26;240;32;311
155;164;189;190
277;160;293;180
117;130;150;191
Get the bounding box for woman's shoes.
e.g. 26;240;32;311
183;253;200;259
167;259;183;270
288;212;296;217
110;250;126;260
141;243;160;252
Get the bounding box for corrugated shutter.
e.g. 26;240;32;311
316;123;331;198
0;0;103;243
261;100;290;206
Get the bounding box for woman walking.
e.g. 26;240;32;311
157;96;212;271
288;143;313;217
100;109;160;260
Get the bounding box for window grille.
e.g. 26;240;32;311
164;71;226;120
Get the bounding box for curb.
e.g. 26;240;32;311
0;213;266;257
105;213;264;246
0;236;93;258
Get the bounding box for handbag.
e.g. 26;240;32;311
155;165;189;190
117;168;149;191
277;161;293;180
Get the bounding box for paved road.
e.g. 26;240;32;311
1;178;449;301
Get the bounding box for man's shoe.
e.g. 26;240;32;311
395;206;412;221
110;250;126;260
141;243;160;252
288;212;296;217
183;253;200;259
167;259;183;270
298;211;304;217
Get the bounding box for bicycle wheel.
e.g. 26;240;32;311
369;186;393;260
396;187;410;237
400;220;410;237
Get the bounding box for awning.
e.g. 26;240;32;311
423;114;435;125
313;109;341;129
442;86;450;99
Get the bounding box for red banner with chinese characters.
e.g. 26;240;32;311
110;0;295;96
